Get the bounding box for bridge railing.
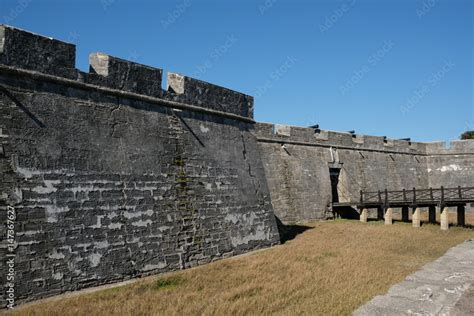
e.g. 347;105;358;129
359;186;474;206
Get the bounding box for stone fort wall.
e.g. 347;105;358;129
255;123;474;222
424;141;474;189
0;25;279;305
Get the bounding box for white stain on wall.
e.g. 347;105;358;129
436;165;462;172
200;124;210;133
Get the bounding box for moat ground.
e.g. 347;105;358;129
8;214;474;316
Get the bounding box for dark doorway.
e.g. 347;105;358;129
329;167;359;219
329;168;341;203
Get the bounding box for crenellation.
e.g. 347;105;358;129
88;52;163;98
423;140;474;155
166;71;254;119
362;135;382;147
272;124;291;137
255;123;426;154
351;134;364;144
0;25;253;121
0;25;77;78
290;126;315;142
325;131;354;147
314;129;329;141
383;137;394;147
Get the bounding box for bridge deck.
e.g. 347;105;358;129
332;186;474;209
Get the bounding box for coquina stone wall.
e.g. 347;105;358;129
0;25;279;305
255;123;474;222
424;141;474;189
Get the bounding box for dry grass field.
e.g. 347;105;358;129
7;216;474;316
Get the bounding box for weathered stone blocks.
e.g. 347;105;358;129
0;25;279;306
0;25;76;78
255;122;474;223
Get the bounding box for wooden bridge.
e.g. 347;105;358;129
332;186;474;230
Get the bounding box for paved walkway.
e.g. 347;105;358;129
354;239;474;315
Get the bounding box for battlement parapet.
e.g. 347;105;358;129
254;123;424;154
0;25;253;119
166;72;254;118
422;140;474;155
0;25;76;78
88;52;163;98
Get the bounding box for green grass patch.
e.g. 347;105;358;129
152;276;185;291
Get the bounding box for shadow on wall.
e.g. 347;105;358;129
332;206;360;220
275;216;313;244
0;86;46;127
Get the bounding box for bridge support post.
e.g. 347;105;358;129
384;208;393;225
412;207;421;228
441;207;449;230
457;205;465;227
401;206;409;222
360;208;368;223
428;206;436;224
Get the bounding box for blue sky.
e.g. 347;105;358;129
1;0;472;141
